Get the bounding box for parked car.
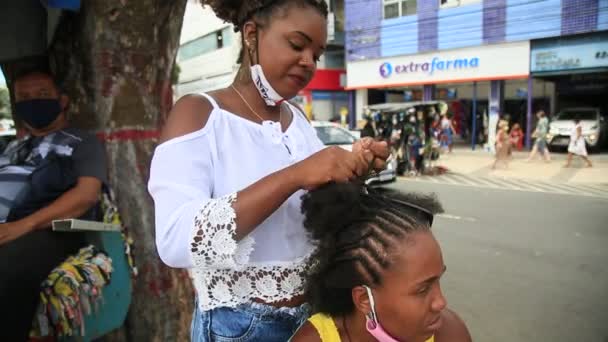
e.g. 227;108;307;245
547;108;607;152
311;121;397;184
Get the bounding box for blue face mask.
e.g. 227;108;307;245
15;99;62;130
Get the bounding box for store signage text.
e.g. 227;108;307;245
531;39;608;72
379;56;480;78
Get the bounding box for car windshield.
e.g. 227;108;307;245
555;110;598;121
314;126;356;145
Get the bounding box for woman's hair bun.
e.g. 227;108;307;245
200;0;271;29
199;0;244;27
301;183;368;242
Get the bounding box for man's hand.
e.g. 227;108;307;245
0;220;35;246
352;137;390;172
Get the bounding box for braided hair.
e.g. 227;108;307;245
199;0;328;31
301;183;444;316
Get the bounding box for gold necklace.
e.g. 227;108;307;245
231;84;282;124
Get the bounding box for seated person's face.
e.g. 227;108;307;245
13;73;67;132
14;73;59;102
365;231;447;342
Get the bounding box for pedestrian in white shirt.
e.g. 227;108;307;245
565;117;593;168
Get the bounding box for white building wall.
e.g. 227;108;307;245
176;1;241;97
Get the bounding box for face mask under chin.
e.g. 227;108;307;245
364;285;401;342
249;64;286;107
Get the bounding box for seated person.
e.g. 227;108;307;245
0;68;107;341
291;183;472;342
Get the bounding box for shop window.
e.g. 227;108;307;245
384;0;417;19
222;27;233;47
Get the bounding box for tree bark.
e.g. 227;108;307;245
46;1;192;341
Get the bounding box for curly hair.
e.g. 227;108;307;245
200;0;328;32
300;183;444;316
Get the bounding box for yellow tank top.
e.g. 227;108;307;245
308;313;434;342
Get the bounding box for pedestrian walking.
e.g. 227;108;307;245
565;117;593;168
526;110;551;162
509;123;524;151
439;113;455;154
493;120;511;169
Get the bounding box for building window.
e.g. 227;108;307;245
178;27;233;62
222;27;233;47
384;0;417;19
216;31;224;49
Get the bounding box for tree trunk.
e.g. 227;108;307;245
47;1;192;340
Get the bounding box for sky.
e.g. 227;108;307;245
0;71;5;87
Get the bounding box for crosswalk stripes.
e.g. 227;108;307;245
402;172;608;199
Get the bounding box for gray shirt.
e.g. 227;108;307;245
29;127;108;184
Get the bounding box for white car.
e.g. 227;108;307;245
547;108;606;151
311;121;397;184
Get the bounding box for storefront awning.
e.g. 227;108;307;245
532;67;608;78
367;101;445;112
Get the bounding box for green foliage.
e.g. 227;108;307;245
0;87;11;119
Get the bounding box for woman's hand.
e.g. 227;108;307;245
291;146;374;190
353;137;390;172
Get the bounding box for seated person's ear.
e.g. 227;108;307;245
60;94;70;112
352;286;372;315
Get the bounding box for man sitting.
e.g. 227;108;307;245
0;68;107;341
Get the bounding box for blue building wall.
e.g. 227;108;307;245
345;0;607;60
600;0;608;30
381;15;419;57
505;0;562;41
437;3;483;50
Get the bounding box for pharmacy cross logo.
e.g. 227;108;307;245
379;62;393;78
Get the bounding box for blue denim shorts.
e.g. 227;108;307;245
191;301;311;342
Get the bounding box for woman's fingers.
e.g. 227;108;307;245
369;140;389;160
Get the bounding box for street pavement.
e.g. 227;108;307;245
408;172;608;199
436;146;608;184
386;177;608;342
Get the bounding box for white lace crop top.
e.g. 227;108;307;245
148;93;325;311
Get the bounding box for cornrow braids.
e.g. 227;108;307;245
301;183;443;316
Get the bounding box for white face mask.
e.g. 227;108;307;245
250;64;286;107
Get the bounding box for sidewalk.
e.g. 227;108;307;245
436;146;608;184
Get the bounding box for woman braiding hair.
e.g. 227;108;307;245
148;1;389;340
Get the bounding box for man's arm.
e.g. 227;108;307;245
22;176;102;230
0;177;101;245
